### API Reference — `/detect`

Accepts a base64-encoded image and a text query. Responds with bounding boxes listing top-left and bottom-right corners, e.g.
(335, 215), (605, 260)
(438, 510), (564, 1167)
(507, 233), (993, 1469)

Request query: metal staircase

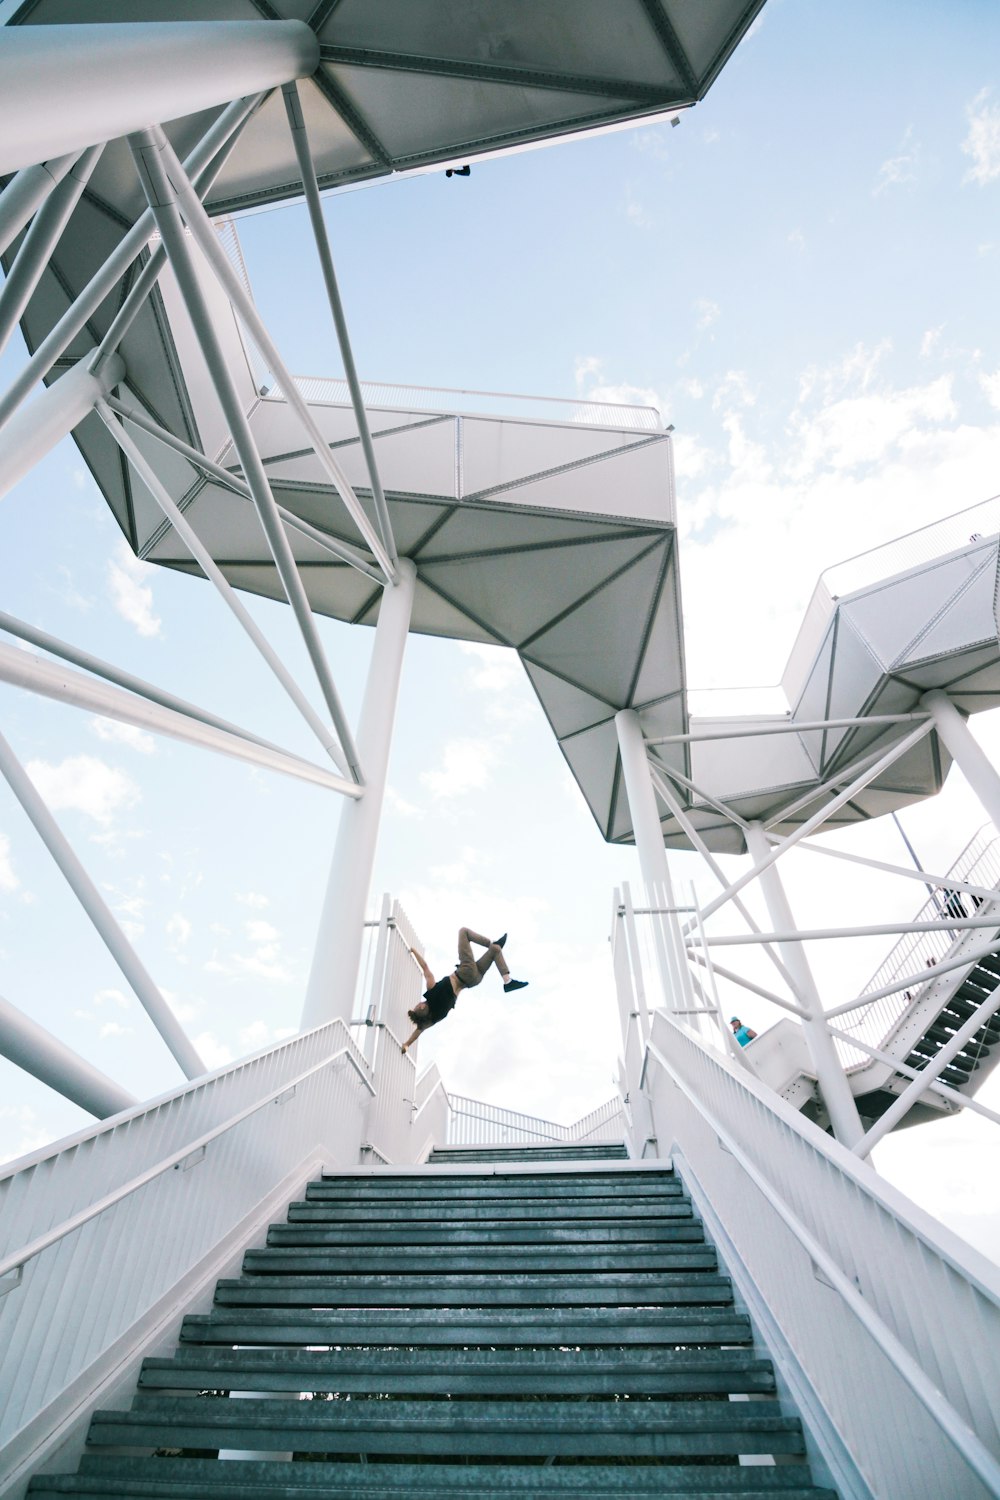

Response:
(29, 1143), (836, 1499)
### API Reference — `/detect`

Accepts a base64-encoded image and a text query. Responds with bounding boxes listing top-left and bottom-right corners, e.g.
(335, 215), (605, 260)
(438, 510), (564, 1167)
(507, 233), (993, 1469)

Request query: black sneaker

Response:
(495, 932), (508, 949)
(503, 979), (528, 993)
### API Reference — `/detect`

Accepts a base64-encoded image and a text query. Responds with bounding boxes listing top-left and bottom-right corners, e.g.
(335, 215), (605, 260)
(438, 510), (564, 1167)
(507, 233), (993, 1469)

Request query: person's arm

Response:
(409, 946), (435, 988)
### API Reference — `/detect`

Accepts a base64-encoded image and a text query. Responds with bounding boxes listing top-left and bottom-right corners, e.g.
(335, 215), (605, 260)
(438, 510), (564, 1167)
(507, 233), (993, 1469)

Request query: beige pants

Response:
(454, 927), (507, 989)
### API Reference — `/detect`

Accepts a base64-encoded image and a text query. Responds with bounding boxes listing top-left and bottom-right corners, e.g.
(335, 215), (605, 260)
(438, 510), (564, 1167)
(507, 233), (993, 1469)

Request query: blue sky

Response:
(2, 0), (1000, 1256)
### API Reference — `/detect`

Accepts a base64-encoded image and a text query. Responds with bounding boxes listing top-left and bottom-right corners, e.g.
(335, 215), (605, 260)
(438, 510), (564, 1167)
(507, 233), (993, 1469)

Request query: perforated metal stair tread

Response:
(30, 1149), (836, 1499)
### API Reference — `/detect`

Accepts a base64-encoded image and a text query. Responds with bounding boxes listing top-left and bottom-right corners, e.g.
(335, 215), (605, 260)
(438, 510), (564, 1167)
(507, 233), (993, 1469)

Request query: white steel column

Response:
(615, 708), (687, 1012)
(0, 21), (319, 174)
(0, 353), (124, 502)
(302, 560), (417, 1030)
(0, 730), (204, 1079)
(923, 688), (1000, 834)
(744, 821), (864, 1148)
(0, 991), (137, 1119)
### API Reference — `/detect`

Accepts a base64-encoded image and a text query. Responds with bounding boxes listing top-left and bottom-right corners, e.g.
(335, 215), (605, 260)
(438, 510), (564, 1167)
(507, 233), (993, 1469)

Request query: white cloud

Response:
(712, 370), (756, 412)
(787, 374), (956, 477)
(920, 326), (945, 359)
(421, 737), (499, 800)
(574, 355), (603, 389)
(459, 641), (523, 693)
(235, 891), (269, 909)
(99, 1020), (133, 1039)
(694, 299), (721, 331)
(0, 834), (18, 893)
(167, 913), (192, 945)
(624, 186), (648, 227)
(90, 718), (156, 755)
(26, 755), (140, 825)
(962, 89), (1000, 186)
(94, 988), (130, 1009)
(193, 1031), (234, 1069)
(980, 369), (1000, 411)
(107, 541), (162, 638)
(245, 919), (278, 944)
(873, 126), (920, 195)
(385, 786), (424, 820)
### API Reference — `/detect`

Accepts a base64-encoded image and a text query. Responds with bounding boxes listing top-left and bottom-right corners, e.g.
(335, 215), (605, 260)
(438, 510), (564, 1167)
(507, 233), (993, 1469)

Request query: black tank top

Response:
(423, 974), (457, 1020)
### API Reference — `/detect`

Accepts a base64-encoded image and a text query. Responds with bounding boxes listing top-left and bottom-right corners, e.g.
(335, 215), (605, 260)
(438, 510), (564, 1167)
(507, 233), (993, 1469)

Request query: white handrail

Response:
(644, 1038), (1000, 1496)
(0, 1042), (373, 1287)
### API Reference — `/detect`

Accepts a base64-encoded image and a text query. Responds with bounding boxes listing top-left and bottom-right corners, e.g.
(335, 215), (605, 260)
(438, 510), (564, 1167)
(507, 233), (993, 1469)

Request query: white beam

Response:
(695, 719), (935, 926)
(0, 637), (360, 796)
(302, 560), (417, 1030)
(281, 82), (397, 566)
(923, 688), (1000, 835)
(0, 151), (81, 257)
(128, 128), (363, 782)
(0, 21), (319, 174)
(0, 730), (204, 1079)
(688, 916), (1000, 945)
(745, 821), (864, 1149)
(790, 835), (1000, 906)
(0, 94), (262, 436)
(0, 145), (103, 361)
(97, 401), (351, 776)
(0, 354), (124, 503)
(152, 126), (396, 582)
(0, 991), (137, 1119)
(647, 713), (930, 746)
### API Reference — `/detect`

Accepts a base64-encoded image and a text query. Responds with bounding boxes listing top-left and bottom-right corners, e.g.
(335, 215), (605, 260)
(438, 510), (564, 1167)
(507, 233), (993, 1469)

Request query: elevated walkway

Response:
(31, 1143), (836, 1499)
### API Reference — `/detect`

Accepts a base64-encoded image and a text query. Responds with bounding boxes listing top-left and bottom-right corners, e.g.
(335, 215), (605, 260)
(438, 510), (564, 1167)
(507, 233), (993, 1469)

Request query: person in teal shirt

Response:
(730, 1016), (757, 1047)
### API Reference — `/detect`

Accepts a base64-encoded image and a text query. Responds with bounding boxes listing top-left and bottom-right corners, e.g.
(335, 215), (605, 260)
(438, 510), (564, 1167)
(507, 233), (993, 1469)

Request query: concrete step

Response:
(311, 1174), (679, 1199)
(211, 1271), (733, 1308)
(179, 1306), (752, 1346)
(244, 1246), (718, 1274)
(139, 1345), (777, 1397)
(266, 1221), (706, 1247)
(32, 1455), (837, 1497)
(90, 1396), (808, 1459)
(284, 1201), (694, 1223)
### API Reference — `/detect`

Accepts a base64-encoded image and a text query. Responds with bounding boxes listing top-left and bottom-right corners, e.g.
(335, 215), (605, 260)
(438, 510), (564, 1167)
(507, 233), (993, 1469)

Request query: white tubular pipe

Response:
(0, 21), (319, 175)
(281, 82), (397, 565)
(0, 353), (124, 503)
(923, 688), (1000, 835)
(302, 560), (416, 1030)
(97, 401), (349, 773)
(0, 729), (204, 1079)
(0, 991), (137, 1119)
(0, 144), (103, 360)
(153, 127), (396, 582)
(0, 151), (81, 257)
(0, 637), (360, 796)
(615, 708), (686, 1011)
(744, 821), (865, 1149)
(129, 129), (362, 782)
(0, 93), (262, 436)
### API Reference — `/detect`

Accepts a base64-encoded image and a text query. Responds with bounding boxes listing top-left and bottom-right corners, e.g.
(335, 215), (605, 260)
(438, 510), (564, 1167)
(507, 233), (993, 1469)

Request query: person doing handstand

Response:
(402, 927), (528, 1053)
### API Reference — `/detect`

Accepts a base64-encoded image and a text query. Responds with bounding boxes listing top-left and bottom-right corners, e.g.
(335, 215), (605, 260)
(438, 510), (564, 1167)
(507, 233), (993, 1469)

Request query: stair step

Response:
(266, 1221), (706, 1247)
(311, 1174), (678, 1199)
(139, 1345), (777, 1397)
(244, 1246), (718, 1273)
(32, 1455), (837, 1497)
(180, 1306), (752, 1347)
(211, 1271), (733, 1308)
(285, 1201), (692, 1223)
(90, 1397), (808, 1458)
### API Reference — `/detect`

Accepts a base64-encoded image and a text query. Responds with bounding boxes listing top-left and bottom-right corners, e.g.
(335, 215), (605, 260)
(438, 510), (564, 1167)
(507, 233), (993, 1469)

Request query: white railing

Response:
(445, 1093), (624, 1147)
(0, 1019), (373, 1493)
(268, 376), (662, 432)
(836, 829), (1000, 1070)
(641, 1012), (1000, 1500)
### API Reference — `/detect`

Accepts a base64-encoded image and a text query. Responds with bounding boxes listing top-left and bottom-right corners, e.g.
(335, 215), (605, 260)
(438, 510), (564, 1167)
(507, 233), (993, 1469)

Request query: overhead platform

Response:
(0, 0), (766, 207)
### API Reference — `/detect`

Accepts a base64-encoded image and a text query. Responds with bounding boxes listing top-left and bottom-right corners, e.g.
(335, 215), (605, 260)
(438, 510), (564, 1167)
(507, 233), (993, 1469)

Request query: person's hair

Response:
(407, 1004), (432, 1030)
